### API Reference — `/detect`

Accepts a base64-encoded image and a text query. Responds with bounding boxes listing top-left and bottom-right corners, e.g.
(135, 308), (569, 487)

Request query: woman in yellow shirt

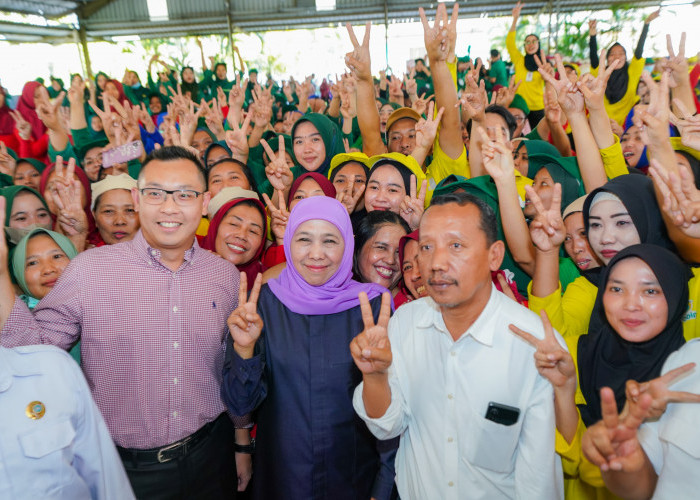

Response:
(513, 244), (689, 500)
(507, 1), (545, 127)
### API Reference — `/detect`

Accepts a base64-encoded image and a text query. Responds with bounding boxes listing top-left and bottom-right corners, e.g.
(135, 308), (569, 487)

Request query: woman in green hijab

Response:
(290, 113), (345, 178)
(10, 227), (80, 362)
(1, 186), (52, 245)
(13, 158), (46, 191)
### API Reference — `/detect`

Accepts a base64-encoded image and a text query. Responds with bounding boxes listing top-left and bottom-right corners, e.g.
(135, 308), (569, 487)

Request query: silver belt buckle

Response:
(156, 440), (183, 463)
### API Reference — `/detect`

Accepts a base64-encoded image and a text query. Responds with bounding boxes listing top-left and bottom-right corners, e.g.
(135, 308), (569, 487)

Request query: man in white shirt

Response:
(351, 191), (564, 499)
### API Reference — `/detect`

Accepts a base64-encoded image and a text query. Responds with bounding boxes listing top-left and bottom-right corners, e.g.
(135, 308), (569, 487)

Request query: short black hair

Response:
(207, 157), (258, 194)
(353, 210), (410, 280)
(214, 62), (227, 71)
(139, 146), (207, 189)
(485, 104), (517, 140)
(428, 192), (498, 246)
(490, 49), (500, 59)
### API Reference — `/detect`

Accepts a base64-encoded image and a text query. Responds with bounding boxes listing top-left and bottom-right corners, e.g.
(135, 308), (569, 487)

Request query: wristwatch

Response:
(234, 438), (255, 454)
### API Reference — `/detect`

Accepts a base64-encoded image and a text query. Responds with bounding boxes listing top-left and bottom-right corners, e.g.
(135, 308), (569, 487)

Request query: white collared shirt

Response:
(353, 286), (564, 500)
(639, 339), (700, 500)
(0, 345), (134, 499)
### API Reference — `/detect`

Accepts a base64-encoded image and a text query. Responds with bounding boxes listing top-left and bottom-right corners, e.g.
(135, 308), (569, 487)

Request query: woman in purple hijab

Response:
(223, 197), (397, 500)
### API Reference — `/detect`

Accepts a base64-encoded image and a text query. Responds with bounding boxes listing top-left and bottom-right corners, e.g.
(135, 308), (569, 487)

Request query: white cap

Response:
(207, 186), (260, 219)
(91, 174), (138, 211)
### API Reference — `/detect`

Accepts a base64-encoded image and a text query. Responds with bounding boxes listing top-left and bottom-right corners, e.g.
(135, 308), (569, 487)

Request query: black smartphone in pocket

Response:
(485, 402), (521, 426)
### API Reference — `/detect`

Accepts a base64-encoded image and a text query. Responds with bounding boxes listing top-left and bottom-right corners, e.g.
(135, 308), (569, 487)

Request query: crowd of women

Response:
(2, 0), (700, 498)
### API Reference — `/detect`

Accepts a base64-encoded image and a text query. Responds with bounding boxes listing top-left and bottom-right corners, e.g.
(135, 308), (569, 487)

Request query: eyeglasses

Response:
(139, 188), (203, 206)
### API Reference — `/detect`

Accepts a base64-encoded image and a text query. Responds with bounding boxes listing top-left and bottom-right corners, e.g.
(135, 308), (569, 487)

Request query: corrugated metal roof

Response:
(0, 0), (663, 41)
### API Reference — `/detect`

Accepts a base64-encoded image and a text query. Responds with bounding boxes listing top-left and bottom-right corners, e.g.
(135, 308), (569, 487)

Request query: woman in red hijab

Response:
(202, 196), (268, 285)
(13, 81), (50, 161)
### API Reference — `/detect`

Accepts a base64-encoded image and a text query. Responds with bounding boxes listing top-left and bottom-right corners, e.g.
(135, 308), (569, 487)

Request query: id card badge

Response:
(526, 71), (534, 82)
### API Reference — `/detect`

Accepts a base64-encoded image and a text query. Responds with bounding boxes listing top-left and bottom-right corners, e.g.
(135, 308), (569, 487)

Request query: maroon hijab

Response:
(287, 172), (336, 205)
(16, 81), (47, 140)
(202, 197), (267, 284)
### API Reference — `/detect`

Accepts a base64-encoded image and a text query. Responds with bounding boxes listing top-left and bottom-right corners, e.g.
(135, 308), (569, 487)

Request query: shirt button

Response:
(447, 394), (454, 400)
(448, 481), (454, 487)
(173, 342), (179, 349)
(173, 306), (178, 312)
(172, 411), (178, 417)
(173, 377), (178, 385)
(447, 437), (454, 443)
(450, 351), (456, 357)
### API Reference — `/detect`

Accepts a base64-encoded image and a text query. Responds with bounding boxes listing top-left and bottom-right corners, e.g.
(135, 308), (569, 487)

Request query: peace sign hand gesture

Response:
(350, 292), (393, 375)
(262, 190), (290, 245)
(625, 362), (700, 419)
(225, 112), (252, 159)
(578, 50), (621, 111)
(414, 101), (444, 149)
(48, 156), (89, 239)
(345, 22), (372, 82)
(400, 174), (427, 230)
(524, 182), (565, 252)
(510, 310), (574, 389)
(261, 136), (294, 191)
(10, 110), (32, 140)
(336, 182), (365, 215)
(581, 387), (652, 472)
(228, 272), (264, 359)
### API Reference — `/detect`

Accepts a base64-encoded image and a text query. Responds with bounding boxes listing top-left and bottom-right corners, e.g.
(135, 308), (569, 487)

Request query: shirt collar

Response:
(417, 285), (499, 346)
(0, 347), (42, 393)
(132, 229), (199, 266)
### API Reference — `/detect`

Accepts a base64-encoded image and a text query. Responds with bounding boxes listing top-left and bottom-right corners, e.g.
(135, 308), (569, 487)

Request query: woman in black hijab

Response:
(588, 10), (659, 125)
(577, 244), (689, 426)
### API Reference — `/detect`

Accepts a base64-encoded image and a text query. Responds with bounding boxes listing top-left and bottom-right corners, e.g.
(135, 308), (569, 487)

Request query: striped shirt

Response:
(1, 230), (240, 449)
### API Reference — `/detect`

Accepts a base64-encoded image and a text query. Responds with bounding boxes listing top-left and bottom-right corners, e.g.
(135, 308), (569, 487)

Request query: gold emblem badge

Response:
(26, 401), (45, 420)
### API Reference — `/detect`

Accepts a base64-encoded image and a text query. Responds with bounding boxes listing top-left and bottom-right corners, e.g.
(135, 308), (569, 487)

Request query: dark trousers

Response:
(121, 415), (237, 500)
(527, 108), (545, 129)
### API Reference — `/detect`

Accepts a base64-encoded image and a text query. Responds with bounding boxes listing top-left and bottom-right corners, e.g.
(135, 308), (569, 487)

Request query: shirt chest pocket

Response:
(461, 413), (521, 473)
(18, 418), (77, 493)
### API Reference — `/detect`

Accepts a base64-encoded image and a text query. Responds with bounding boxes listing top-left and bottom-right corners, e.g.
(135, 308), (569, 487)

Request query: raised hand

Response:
(261, 136), (294, 191)
(649, 159), (700, 238)
(477, 125), (515, 183)
(663, 33), (687, 90)
(510, 310), (574, 389)
(493, 77), (522, 108)
(626, 362), (700, 419)
(645, 8), (661, 24)
(67, 79), (86, 106)
(456, 75), (487, 122)
(669, 98), (700, 151)
(388, 76), (404, 102)
(345, 22), (372, 82)
(633, 72), (671, 145)
(10, 110), (32, 140)
(525, 183), (565, 251)
(336, 182), (365, 215)
(588, 19), (597, 36)
(227, 272), (264, 359)
(512, 1), (523, 21)
(47, 156), (88, 238)
(225, 112), (252, 160)
(206, 98), (226, 140)
(414, 101), (444, 149)
(578, 50), (621, 111)
(399, 174), (427, 230)
(581, 387), (652, 472)
(262, 190), (290, 244)
(0, 142), (16, 176)
(411, 93), (432, 117)
(420, 3), (458, 64)
(350, 292), (393, 374)
(538, 54), (584, 116)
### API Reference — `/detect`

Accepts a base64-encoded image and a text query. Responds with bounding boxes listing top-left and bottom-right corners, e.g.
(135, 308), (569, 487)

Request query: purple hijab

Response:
(268, 196), (388, 315)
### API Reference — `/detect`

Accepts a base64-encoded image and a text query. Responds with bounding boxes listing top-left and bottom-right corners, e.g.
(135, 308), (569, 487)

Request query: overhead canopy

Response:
(0, 0), (661, 42)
